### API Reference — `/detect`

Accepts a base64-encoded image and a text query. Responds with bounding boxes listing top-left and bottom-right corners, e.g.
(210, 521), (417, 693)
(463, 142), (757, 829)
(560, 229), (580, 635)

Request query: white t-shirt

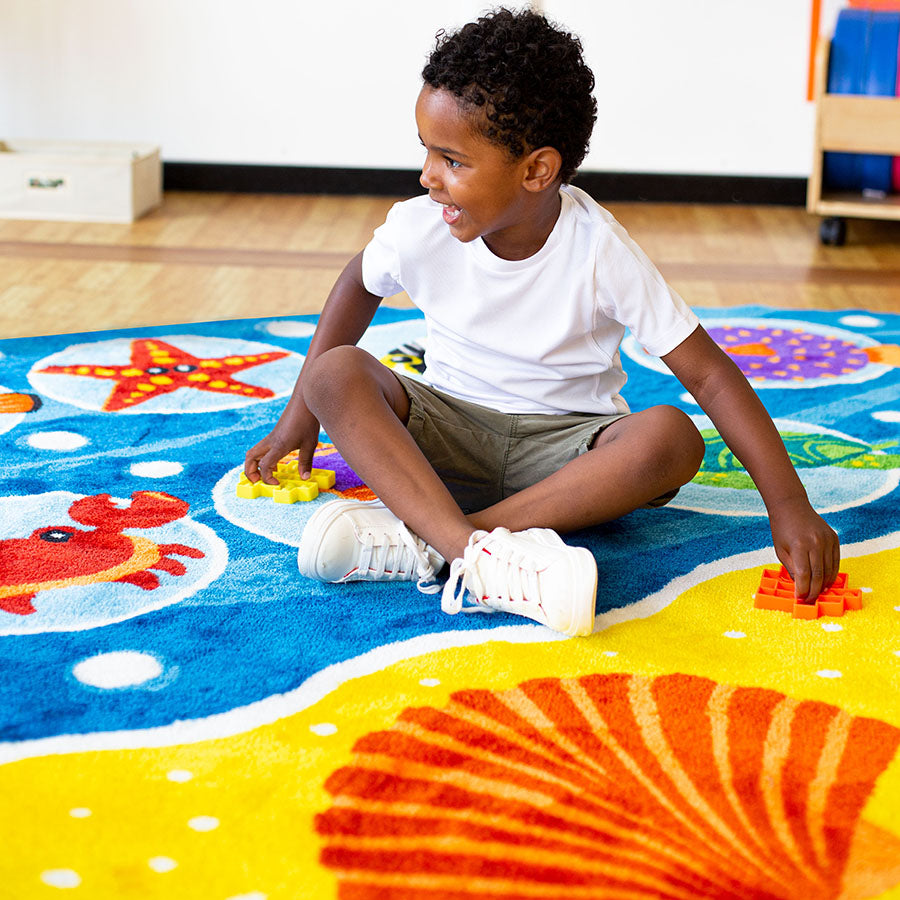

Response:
(362, 184), (699, 415)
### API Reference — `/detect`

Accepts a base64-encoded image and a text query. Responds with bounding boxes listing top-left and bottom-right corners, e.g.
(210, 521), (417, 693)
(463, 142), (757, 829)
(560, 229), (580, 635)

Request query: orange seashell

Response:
(316, 673), (900, 899)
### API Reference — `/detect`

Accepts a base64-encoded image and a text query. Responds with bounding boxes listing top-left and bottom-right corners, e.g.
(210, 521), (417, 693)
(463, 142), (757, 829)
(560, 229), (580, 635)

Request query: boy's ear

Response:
(522, 147), (563, 192)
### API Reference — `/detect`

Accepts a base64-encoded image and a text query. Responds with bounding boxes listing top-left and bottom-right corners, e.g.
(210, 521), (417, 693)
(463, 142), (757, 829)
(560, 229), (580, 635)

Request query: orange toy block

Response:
(753, 566), (863, 619)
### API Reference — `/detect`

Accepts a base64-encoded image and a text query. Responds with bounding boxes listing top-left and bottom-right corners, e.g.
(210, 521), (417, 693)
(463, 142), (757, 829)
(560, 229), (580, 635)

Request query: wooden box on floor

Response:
(0, 139), (161, 223)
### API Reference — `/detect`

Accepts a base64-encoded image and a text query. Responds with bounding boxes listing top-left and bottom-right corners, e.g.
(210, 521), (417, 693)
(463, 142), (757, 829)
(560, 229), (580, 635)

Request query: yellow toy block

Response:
(235, 465), (335, 504)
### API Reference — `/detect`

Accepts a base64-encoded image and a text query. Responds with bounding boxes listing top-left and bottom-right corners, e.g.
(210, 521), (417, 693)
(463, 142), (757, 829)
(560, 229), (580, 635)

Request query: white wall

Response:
(554, 1), (815, 176)
(0, 0), (816, 177)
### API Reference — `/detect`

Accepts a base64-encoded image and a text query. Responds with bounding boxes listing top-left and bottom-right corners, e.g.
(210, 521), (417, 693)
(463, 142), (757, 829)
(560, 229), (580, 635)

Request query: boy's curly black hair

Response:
(421, 7), (597, 184)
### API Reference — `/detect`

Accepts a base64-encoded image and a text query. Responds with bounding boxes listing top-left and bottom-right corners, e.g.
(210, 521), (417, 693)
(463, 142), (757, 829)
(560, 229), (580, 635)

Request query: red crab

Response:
(0, 491), (204, 615)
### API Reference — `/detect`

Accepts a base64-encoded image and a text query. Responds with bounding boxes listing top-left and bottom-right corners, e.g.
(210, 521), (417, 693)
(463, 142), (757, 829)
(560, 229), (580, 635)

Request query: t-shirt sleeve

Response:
(594, 223), (699, 358)
(361, 202), (405, 298)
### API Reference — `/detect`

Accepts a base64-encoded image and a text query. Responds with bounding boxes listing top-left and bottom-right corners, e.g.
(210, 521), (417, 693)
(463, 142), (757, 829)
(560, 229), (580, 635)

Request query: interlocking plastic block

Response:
(236, 464), (335, 504)
(753, 566), (863, 619)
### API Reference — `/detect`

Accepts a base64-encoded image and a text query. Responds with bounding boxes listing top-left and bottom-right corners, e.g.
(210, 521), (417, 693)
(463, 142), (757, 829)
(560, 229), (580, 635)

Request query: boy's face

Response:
(415, 86), (540, 258)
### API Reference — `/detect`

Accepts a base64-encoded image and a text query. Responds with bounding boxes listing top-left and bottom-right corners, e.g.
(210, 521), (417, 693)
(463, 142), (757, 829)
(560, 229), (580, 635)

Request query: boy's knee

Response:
(628, 405), (704, 484)
(658, 405), (705, 479)
(302, 345), (370, 410)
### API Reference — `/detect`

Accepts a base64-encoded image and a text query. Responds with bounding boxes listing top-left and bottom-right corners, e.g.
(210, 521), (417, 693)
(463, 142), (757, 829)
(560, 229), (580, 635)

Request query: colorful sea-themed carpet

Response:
(1, 305), (899, 900)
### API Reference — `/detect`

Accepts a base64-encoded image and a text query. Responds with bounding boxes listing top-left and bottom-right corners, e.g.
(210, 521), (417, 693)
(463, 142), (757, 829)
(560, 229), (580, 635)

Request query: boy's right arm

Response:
(243, 250), (383, 484)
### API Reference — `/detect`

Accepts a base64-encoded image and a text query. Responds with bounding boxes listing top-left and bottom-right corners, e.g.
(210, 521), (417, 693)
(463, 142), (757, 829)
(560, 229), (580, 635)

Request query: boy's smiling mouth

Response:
(429, 194), (462, 226)
(441, 203), (462, 225)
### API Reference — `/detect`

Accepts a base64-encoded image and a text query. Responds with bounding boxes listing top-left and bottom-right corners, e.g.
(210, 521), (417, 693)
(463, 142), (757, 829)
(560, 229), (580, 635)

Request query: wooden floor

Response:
(2, 191), (899, 339)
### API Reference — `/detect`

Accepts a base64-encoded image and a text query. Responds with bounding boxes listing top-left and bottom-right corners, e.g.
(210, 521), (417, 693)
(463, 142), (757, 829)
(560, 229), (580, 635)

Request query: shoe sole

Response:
(565, 547), (598, 637)
(297, 498), (380, 582)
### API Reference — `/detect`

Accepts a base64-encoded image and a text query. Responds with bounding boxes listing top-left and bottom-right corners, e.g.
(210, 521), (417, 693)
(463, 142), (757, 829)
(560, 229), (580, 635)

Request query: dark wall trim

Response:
(573, 171), (807, 206)
(163, 162), (807, 206)
(163, 163), (424, 197)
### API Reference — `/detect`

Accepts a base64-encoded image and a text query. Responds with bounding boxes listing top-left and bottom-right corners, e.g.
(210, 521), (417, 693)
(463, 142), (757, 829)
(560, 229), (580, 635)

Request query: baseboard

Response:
(163, 163), (423, 197)
(573, 172), (807, 205)
(163, 162), (807, 206)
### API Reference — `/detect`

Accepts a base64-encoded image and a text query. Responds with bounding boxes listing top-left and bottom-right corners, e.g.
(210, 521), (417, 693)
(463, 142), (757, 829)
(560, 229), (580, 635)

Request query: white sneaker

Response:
(297, 499), (444, 593)
(441, 527), (597, 637)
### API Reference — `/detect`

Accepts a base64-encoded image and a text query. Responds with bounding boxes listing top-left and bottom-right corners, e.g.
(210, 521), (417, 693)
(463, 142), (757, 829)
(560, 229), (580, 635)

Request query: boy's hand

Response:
(244, 409), (321, 486)
(768, 496), (840, 600)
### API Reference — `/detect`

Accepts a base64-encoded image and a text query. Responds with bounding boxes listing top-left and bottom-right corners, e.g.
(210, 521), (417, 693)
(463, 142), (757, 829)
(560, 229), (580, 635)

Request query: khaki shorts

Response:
(396, 373), (677, 515)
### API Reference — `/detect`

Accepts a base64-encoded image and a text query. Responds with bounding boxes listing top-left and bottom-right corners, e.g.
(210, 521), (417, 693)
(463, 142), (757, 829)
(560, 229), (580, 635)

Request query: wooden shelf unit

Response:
(807, 36), (900, 237)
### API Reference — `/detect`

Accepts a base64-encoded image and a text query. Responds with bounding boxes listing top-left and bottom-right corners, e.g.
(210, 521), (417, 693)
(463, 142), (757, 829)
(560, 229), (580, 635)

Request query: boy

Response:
(244, 7), (839, 636)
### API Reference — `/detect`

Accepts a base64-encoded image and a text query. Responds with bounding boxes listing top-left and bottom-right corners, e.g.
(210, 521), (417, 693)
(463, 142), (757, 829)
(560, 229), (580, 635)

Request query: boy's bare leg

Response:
(467, 406), (705, 535)
(302, 346), (476, 562)
(305, 346), (703, 558)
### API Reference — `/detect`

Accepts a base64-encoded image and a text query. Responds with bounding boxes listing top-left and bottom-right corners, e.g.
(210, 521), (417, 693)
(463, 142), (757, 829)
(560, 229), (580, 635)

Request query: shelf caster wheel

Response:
(819, 217), (847, 246)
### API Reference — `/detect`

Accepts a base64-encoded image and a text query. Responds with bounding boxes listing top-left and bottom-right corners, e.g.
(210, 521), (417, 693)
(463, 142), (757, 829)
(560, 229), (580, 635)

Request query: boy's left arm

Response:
(661, 325), (840, 600)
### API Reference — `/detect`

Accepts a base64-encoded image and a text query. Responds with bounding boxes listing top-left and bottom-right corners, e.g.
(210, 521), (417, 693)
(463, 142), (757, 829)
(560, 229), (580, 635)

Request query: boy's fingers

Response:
(828, 541), (841, 589)
(297, 450), (315, 481)
(792, 563), (811, 600)
(243, 450), (261, 483)
(262, 461), (282, 485)
(781, 545), (837, 601)
(256, 451), (282, 485)
(806, 554), (826, 601)
(780, 549), (811, 601)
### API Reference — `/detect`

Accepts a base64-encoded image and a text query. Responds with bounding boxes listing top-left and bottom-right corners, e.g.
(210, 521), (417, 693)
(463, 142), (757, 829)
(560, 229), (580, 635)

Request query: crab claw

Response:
(68, 491), (191, 531)
(0, 392), (41, 414)
(0, 592), (38, 616)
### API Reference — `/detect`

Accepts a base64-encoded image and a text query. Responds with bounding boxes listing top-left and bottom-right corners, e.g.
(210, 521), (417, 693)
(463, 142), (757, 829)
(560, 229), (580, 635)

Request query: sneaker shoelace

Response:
(441, 529), (541, 615)
(358, 525), (441, 594)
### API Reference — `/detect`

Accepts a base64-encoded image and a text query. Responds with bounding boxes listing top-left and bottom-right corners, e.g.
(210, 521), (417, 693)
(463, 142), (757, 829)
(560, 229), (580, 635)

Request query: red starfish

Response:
(39, 339), (290, 411)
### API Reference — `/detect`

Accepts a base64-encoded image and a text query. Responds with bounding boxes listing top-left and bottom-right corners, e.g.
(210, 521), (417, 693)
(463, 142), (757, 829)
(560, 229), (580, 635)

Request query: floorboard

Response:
(2, 192), (899, 339)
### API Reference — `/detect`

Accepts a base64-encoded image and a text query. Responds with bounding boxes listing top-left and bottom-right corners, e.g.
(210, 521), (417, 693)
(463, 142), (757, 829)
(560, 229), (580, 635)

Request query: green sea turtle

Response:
(695, 430), (900, 490)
